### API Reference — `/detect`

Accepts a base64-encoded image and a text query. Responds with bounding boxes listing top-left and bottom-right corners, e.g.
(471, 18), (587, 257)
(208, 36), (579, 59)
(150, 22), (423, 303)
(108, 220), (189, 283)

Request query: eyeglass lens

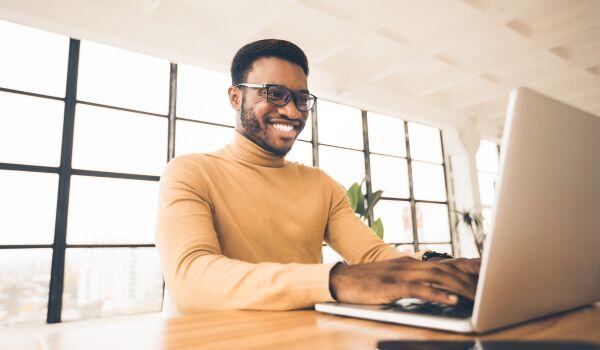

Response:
(267, 85), (315, 112)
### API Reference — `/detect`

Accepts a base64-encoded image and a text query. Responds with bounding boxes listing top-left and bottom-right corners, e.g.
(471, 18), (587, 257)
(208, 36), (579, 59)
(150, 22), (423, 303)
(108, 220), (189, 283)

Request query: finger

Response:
(399, 282), (459, 305)
(430, 262), (478, 287)
(401, 268), (476, 300)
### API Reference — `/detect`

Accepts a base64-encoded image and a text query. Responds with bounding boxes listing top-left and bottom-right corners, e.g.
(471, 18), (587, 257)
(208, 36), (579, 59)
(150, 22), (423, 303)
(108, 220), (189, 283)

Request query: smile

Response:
(271, 123), (294, 132)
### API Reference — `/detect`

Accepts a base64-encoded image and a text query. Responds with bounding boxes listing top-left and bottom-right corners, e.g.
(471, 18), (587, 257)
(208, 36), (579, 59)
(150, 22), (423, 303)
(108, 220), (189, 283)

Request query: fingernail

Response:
(448, 295), (458, 303)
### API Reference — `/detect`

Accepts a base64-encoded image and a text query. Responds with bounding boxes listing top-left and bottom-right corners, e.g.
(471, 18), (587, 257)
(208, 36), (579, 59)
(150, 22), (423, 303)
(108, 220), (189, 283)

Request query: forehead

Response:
(245, 57), (308, 91)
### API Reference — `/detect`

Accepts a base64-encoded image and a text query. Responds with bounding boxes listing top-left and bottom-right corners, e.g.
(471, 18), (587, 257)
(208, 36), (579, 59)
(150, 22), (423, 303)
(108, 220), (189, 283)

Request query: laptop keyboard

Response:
(380, 297), (474, 319)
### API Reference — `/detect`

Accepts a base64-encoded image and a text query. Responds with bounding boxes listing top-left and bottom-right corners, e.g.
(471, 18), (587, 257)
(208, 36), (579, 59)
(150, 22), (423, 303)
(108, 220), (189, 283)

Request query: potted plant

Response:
(453, 208), (486, 256)
(345, 178), (385, 239)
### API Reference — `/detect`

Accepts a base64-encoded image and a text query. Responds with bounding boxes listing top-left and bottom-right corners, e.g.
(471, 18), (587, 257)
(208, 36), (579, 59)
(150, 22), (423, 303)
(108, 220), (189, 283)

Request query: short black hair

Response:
(230, 39), (309, 86)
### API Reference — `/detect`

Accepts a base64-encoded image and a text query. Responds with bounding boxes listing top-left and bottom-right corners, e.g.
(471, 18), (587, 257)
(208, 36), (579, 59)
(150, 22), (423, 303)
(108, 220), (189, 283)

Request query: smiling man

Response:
(155, 39), (480, 313)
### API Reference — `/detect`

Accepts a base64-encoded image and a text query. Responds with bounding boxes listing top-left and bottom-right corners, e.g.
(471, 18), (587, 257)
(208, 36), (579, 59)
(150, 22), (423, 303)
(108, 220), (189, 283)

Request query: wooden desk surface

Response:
(3, 303), (599, 350)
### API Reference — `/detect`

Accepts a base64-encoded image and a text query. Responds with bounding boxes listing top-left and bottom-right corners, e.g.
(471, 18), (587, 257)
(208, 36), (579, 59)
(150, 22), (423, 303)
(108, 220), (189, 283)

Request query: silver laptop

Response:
(315, 87), (600, 333)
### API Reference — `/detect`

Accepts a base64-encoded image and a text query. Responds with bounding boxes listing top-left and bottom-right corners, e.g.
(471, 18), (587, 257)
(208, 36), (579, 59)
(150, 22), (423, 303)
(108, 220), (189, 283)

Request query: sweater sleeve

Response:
(323, 174), (428, 264)
(155, 156), (335, 313)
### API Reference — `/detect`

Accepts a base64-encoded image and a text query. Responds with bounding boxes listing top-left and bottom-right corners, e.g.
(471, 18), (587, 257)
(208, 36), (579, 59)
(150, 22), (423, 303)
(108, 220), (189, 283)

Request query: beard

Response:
(239, 96), (297, 157)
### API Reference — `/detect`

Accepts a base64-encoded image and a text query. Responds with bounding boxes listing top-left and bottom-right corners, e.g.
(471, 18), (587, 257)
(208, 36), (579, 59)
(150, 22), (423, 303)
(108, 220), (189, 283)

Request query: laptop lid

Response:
(472, 87), (600, 333)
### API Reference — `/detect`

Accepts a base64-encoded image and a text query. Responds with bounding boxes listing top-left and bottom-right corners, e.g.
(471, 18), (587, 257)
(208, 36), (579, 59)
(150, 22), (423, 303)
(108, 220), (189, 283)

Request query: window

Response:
(72, 104), (168, 176)
(0, 92), (64, 167)
(77, 41), (170, 114)
(317, 100), (363, 150)
(0, 20), (68, 97)
(175, 120), (233, 156)
(476, 140), (500, 231)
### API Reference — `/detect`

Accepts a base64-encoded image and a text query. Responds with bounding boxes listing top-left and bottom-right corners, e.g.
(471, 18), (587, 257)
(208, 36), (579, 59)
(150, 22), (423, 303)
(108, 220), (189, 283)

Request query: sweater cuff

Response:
(308, 263), (337, 303)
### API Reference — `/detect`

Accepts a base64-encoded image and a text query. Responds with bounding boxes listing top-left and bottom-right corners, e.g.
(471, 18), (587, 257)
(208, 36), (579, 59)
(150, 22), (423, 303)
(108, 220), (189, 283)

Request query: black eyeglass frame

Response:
(235, 83), (317, 112)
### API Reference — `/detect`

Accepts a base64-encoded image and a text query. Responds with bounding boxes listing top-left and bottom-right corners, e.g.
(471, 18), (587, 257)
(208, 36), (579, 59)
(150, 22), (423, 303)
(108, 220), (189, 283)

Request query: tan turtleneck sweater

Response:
(155, 132), (426, 313)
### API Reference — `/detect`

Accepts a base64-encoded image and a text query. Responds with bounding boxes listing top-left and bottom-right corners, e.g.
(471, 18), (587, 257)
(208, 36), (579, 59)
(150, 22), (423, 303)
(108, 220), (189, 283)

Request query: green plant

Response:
(453, 208), (485, 256)
(345, 178), (385, 239)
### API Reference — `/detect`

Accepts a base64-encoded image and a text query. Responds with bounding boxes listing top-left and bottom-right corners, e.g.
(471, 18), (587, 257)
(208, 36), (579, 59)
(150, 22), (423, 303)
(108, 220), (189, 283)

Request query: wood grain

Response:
(1, 302), (598, 350)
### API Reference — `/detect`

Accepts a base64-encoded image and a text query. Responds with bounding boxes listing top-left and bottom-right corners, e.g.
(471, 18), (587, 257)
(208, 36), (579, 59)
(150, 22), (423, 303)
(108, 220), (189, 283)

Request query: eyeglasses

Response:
(235, 83), (317, 112)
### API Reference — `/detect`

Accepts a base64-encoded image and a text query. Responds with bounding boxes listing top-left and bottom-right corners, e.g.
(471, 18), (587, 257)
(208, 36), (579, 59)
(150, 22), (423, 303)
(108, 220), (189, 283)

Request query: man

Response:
(155, 39), (480, 313)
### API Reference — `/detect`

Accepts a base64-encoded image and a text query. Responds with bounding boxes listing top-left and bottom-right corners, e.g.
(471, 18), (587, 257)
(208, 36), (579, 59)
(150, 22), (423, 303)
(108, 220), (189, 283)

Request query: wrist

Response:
(328, 261), (346, 301)
(422, 251), (454, 262)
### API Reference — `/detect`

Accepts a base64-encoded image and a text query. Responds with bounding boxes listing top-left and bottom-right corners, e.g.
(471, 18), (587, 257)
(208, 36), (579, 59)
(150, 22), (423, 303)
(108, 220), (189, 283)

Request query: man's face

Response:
(231, 57), (309, 156)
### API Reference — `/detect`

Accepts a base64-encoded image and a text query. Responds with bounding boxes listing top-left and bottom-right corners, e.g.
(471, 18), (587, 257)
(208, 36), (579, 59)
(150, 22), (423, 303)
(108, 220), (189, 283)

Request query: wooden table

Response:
(3, 303), (599, 350)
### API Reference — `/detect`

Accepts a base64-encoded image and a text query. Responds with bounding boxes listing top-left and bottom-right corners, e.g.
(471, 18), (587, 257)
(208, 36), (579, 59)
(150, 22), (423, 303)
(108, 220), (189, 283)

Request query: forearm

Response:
(163, 253), (336, 313)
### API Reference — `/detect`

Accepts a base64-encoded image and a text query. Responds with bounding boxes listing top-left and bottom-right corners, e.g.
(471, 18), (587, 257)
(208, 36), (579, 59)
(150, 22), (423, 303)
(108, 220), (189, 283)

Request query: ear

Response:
(228, 86), (241, 111)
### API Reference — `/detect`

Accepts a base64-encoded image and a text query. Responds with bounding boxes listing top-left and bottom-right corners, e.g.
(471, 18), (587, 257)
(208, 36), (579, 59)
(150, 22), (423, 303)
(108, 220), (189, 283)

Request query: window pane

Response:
(373, 200), (413, 244)
(0, 170), (58, 244)
(67, 176), (158, 244)
(0, 91), (64, 166)
(408, 122), (443, 163)
(476, 140), (499, 172)
(419, 244), (453, 255)
(395, 244), (415, 253)
(175, 120), (233, 156)
(482, 207), (493, 234)
(368, 112), (406, 157)
(416, 203), (451, 243)
(318, 145), (364, 190)
(0, 20), (68, 97)
(412, 161), (447, 201)
(298, 114), (312, 142)
(478, 172), (497, 206)
(176, 64), (234, 125)
(317, 100), (363, 149)
(77, 41), (170, 114)
(370, 154), (409, 198)
(286, 140), (312, 166)
(322, 245), (343, 264)
(0, 249), (52, 326)
(62, 248), (163, 321)
(72, 104), (168, 176)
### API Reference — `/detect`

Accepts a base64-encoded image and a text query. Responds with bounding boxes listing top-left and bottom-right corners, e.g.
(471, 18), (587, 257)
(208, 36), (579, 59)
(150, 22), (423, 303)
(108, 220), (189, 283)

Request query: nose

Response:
(277, 99), (304, 120)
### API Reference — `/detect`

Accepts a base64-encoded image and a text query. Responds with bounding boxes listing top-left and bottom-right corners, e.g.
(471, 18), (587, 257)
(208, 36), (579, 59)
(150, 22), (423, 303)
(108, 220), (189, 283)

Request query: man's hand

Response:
(329, 256), (481, 305)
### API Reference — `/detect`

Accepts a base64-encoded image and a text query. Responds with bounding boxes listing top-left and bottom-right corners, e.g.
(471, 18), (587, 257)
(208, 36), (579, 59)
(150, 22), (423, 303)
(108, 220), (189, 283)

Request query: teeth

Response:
(272, 123), (294, 132)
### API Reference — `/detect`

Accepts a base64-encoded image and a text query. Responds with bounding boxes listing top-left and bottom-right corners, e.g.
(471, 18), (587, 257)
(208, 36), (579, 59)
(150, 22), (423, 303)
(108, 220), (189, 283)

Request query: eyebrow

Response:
(266, 82), (310, 94)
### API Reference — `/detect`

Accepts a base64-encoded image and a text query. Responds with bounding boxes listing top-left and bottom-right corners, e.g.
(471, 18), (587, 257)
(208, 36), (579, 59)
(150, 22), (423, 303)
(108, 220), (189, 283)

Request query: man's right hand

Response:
(329, 256), (480, 305)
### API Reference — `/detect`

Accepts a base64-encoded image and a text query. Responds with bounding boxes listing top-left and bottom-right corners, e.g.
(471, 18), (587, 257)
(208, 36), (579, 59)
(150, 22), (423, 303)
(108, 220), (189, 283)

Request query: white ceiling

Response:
(1, 0), (599, 139)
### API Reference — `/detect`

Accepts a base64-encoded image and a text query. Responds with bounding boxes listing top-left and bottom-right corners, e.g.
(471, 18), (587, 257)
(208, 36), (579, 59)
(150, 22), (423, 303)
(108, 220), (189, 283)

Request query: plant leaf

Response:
(365, 190), (383, 217)
(371, 218), (384, 239)
(346, 183), (362, 213)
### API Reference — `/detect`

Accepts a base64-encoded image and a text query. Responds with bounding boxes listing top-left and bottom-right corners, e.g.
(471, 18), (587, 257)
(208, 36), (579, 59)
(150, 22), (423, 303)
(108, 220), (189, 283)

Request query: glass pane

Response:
(0, 249), (52, 326)
(77, 41), (170, 114)
(476, 140), (499, 173)
(412, 161), (447, 201)
(0, 91), (64, 166)
(317, 100), (363, 149)
(62, 248), (163, 321)
(176, 64), (234, 125)
(478, 172), (497, 206)
(298, 114), (312, 142)
(367, 112), (406, 157)
(0, 170), (58, 244)
(286, 140), (312, 166)
(318, 145), (364, 190)
(482, 207), (493, 234)
(175, 120), (233, 156)
(419, 244), (453, 255)
(72, 104), (168, 176)
(373, 199), (413, 244)
(322, 245), (343, 264)
(416, 203), (451, 243)
(369, 154), (409, 198)
(408, 122), (443, 163)
(0, 20), (69, 97)
(395, 244), (415, 254)
(67, 176), (158, 244)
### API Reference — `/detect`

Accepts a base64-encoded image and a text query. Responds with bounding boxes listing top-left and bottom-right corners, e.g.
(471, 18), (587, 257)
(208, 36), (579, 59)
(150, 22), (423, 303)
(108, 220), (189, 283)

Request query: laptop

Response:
(315, 87), (600, 333)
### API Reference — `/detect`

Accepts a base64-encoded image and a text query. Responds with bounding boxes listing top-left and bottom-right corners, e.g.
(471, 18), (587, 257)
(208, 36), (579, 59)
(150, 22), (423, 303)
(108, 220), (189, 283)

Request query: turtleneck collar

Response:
(229, 131), (286, 168)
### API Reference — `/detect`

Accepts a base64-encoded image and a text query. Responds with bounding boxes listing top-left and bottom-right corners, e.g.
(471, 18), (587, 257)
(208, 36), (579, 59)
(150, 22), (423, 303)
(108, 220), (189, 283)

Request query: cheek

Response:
(253, 103), (276, 124)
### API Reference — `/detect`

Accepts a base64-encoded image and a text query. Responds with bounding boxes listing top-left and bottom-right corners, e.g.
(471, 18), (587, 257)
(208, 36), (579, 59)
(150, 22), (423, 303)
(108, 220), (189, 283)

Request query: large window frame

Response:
(1, 37), (454, 324)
